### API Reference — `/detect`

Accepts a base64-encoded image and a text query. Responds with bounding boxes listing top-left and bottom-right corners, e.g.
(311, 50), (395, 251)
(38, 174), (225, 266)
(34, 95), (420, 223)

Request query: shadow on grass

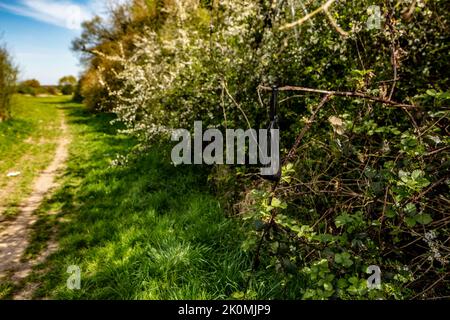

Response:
(26, 103), (254, 300)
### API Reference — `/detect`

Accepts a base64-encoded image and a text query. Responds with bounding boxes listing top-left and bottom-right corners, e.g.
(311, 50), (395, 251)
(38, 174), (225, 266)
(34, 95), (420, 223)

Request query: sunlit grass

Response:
(1, 99), (303, 300)
(0, 95), (68, 220)
(25, 103), (262, 299)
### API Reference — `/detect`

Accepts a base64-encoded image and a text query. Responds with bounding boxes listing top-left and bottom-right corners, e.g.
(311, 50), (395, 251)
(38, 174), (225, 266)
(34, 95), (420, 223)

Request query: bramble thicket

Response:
(71, 0), (449, 299)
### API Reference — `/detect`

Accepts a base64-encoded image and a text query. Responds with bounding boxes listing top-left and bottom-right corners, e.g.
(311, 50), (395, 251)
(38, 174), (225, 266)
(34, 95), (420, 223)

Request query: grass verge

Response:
(24, 102), (260, 299)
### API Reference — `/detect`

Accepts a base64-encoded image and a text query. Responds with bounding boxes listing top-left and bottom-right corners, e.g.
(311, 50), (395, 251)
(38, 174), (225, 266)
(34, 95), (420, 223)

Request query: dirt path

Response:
(0, 111), (69, 292)
(0, 146), (42, 223)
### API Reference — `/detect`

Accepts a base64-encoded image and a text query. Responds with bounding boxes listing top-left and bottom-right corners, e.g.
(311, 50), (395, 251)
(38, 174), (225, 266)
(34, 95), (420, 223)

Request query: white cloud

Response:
(0, 0), (129, 31)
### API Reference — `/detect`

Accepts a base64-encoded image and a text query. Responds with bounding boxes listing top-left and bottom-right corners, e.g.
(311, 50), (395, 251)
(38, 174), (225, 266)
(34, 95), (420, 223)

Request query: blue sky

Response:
(0, 0), (125, 85)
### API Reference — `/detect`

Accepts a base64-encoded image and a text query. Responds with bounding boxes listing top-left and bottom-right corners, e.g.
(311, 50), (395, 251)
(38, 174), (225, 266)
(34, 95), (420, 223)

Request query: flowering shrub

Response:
(74, 0), (449, 299)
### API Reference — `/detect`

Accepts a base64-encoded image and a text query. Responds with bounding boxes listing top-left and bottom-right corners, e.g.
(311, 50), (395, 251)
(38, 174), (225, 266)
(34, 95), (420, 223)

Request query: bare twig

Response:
(250, 94), (332, 273)
(279, 0), (336, 30)
(386, 11), (398, 100)
(413, 177), (448, 202)
(282, 0), (349, 38)
(412, 273), (448, 299)
(223, 80), (253, 131)
(402, 0), (417, 22)
(258, 85), (416, 108)
(284, 94), (332, 163)
(323, 8), (349, 37)
(425, 146), (450, 157)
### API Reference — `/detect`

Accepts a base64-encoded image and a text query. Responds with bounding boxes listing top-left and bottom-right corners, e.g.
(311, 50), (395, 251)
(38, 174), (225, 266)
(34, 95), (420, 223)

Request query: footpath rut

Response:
(0, 111), (69, 294)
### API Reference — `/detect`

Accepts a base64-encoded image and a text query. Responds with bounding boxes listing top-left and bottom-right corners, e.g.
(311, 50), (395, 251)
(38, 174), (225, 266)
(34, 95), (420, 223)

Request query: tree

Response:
(17, 79), (41, 96)
(71, 0), (159, 110)
(58, 75), (77, 87)
(22, 79), (40, 88)
(0, 43), (17, 121)
(59, 75), (77, 95)
(46, 86), (58, 95)
(72, 77), (84, 103)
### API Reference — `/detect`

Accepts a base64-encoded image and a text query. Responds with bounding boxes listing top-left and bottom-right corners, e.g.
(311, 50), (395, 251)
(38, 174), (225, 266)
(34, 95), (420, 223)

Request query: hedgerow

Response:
(74, 0), (449, 299)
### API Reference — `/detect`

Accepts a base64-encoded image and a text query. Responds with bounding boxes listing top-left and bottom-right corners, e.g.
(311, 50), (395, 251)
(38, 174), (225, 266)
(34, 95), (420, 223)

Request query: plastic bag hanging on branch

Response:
(261, 86), (281, 182)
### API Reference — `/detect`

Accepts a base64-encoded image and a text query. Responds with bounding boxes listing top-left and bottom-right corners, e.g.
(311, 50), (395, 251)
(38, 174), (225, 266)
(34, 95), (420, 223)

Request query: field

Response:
(0, 96), (292, 299)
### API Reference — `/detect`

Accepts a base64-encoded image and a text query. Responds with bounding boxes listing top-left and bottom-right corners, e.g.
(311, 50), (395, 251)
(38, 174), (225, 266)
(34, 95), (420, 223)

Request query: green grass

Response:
(1, 97), (295, 300)
(24, 101), (262, 299)
(0, 95), (67, 219)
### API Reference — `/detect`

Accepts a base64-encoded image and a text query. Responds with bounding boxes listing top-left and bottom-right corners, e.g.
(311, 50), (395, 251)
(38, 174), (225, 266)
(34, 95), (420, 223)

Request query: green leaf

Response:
(314, 233), (335, 243)
(323, 282), (333, 291)
(271, 197), (287, 209)
(385, 208), (396, 218)
(405, 216), (417, 227)
(231, 291), (245, 299)
(337, 278), (347, 289)
(411, 170), (423, 179)
(348, 276), (359, 285)
(335, 252), (353, 268)
(415, 213), (433, 225)
(405, 203), (417, 215)
(335, 213), (351, 228)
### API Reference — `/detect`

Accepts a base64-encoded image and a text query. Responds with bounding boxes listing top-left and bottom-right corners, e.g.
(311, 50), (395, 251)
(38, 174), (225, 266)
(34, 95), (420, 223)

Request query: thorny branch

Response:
(258, 85), (416, 108)
(279, 0), (350, 37)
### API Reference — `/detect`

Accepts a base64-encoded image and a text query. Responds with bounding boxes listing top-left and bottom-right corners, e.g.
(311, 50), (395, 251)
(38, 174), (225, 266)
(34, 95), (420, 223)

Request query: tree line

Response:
(0, 45), (78, 121)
